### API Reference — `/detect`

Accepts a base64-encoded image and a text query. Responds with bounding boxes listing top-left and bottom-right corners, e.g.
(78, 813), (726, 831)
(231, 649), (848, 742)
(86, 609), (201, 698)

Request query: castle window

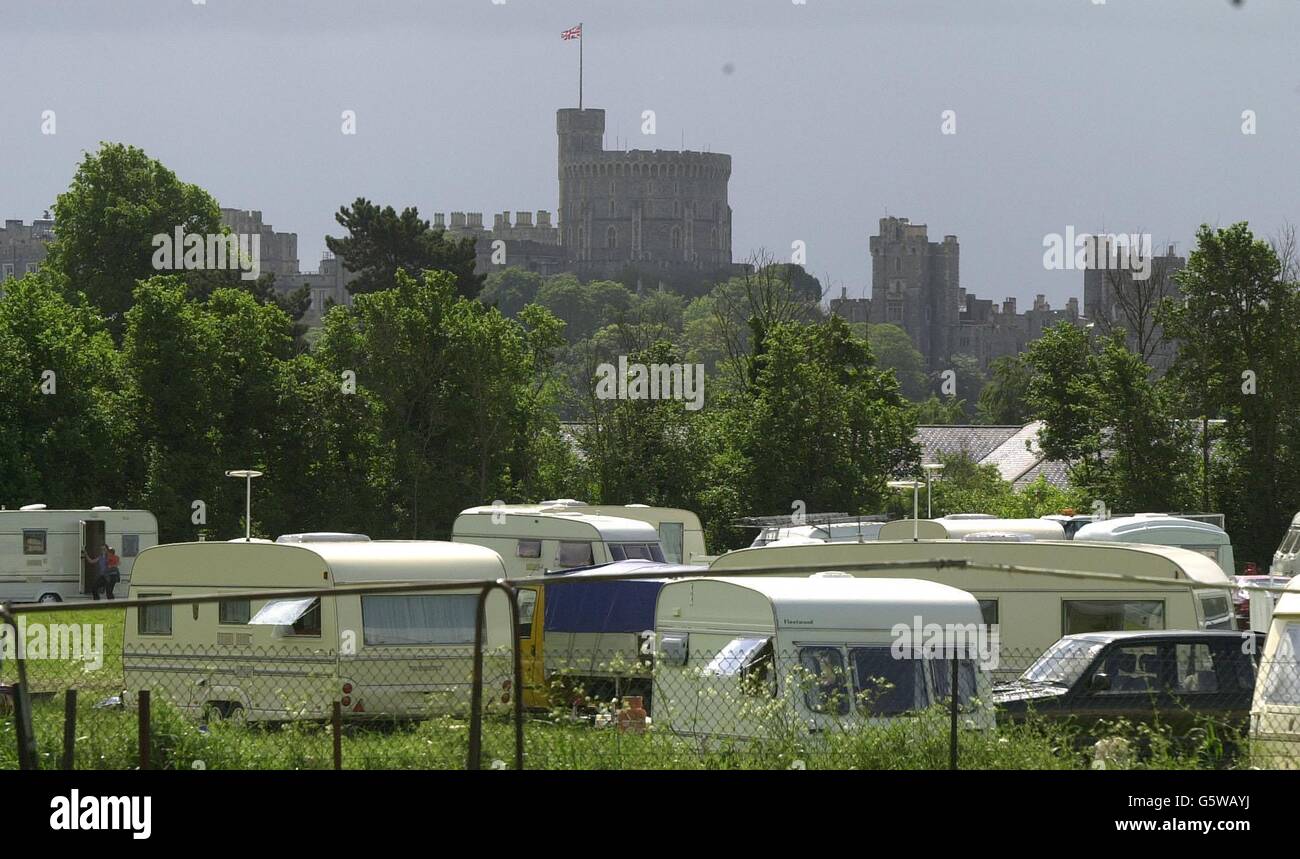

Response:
(609, 180), (615, 195)
(607, 226), (618, 249)
(711, 227), (718, 249)
(671, 226), (682, 250)
(893, 258), (901, 273)
(609, 200), (616, 216)
(674, 200), (681, 217)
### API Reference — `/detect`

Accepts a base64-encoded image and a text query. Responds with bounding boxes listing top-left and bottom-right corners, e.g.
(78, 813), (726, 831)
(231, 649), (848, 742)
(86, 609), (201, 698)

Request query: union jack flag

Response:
(561, 24), (582, 40)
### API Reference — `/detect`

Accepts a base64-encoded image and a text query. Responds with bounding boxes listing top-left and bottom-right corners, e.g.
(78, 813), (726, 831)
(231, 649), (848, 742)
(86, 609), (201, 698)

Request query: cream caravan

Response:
(0, 506), (158, 603)
(879, 517), (1066, 542)
(122, 539), (513, 722)
(652, 575), (994, 741)
(452, 507), (666, 577)
(1074, 515), (1236, 577)
(709, 540), (1234, 675)
(457, 501), (706, 564)
(1251, 575), (1300, 769)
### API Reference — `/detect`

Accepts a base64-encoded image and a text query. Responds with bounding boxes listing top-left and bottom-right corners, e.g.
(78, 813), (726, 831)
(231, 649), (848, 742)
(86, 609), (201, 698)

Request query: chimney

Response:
(537, 211), (552, 228)
(451, 212), (467, 229)
(494, 213), (507, 231)
(433, 213), (446, 229)
(516, 211), (533, 227)
(1003, 297), (1016, 316)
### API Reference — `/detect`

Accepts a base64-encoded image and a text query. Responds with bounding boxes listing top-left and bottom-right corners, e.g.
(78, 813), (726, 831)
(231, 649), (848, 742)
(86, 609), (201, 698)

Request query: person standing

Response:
(83, 546), (105, 600)
(104, 546), (121, 600)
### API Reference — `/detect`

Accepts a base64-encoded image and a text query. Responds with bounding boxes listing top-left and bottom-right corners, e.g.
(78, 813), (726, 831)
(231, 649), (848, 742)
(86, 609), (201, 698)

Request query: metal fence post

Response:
(138, 690), (151, 770)
(332, 701), (343, 770)
(949, 653), (959, 771)
(467, 585), (487, 770)
(0, 605), (38, 770)
(62, 689), (78, 770)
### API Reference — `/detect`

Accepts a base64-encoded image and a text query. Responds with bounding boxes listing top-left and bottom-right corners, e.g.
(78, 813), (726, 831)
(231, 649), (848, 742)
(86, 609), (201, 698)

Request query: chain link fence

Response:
(3, 586), (1299, 770)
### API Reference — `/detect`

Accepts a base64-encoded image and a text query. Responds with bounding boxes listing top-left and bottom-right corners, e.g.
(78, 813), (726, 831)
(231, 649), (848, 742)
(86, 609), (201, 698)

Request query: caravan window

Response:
(658, 523), (685, 563)
(1260, 625), (1300, 706)
(557, 541), (593, 568)
(798, 647), (850, 715)
(361, 595), (477, 645)
(609, 543), (666, 562)
(703, 637), (770, 676)
(138, 594), (172, 636)
(1198, 593), (1233, 630)
(122, 534), (140, 557)
(219, 599), (251, 625)
(978, 599), (999, 626)
(851, 647), (925, 715)
(931, 658), (979, 706)
(516, 539), (541, 559)
(22, 529), (46, 555)
(1062, 600), (1164, 635)
(249, 598), (321, 636)
(516, 588), (538, 639)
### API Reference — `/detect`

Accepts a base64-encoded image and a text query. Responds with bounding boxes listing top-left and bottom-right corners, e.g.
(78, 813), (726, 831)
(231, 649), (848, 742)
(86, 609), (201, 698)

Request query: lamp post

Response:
(225, 469), (263, 541)
(922, 463), (944, 518)
(1200, 417), (1226, 513)
(889, 479), (925, 542)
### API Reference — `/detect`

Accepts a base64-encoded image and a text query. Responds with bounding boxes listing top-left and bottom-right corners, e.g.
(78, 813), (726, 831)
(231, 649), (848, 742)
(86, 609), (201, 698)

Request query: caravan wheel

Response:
(37, 593), (62, 604)
(202, 702), (247, 726)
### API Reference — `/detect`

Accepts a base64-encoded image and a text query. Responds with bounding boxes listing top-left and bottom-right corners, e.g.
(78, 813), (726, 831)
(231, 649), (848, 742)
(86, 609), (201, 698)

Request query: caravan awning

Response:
(248, 597), (317, 626)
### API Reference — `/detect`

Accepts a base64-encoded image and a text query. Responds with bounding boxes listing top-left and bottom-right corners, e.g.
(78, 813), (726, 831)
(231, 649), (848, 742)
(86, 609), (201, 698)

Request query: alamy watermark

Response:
(595, 356), (705, 411)
(0, 619), (105, 671)
(891, 616), (1000, 671)
(1042, 228), (1152, 281)
(151, 227), (261, 281)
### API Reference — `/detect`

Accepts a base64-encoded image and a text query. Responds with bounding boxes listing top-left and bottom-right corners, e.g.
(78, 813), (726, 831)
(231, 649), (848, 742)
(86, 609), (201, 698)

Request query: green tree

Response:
(479, 266), (543, 317)
(44, 143), (222, 337)
(0, 273), (132, 507)
(860, 323), (927, 401)
(1162, 222), (1300, 564)
(325, 198), (484, 298)
(977, 355), (1033, 424)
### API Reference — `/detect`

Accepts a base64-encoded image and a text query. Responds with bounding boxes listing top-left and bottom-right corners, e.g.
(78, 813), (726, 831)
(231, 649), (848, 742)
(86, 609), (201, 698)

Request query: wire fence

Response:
(3, 582), (1299, 770)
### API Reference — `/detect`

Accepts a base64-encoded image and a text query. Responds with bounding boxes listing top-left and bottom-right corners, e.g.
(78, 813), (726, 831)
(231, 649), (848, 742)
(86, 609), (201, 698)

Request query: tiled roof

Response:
(915, 421), (1072, 490)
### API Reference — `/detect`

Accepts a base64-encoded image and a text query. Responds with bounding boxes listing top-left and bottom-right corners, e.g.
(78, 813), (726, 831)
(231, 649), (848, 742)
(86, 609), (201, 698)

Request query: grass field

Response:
(0, 605), (1267, 770)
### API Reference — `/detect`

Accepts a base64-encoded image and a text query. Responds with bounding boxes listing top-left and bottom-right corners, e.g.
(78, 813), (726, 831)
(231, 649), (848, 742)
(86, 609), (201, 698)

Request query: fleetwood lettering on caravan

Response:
(709, 539), (1234, 675)
(121, 537), (514, 722)
(0, 505), (157, 603)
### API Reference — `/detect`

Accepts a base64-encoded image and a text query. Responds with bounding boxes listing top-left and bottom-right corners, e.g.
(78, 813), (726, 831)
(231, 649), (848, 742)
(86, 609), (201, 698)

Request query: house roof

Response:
(915, 421), (1072, 490)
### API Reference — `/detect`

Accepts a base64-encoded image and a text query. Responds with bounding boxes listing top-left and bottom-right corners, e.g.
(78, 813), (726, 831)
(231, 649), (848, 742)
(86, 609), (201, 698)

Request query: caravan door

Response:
(516, 586), (547, 708)
(79, 519), (106, 596)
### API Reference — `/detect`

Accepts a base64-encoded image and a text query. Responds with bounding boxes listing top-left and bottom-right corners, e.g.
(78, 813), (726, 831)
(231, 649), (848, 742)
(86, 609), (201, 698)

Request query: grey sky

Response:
(3, 0), (1296, 309)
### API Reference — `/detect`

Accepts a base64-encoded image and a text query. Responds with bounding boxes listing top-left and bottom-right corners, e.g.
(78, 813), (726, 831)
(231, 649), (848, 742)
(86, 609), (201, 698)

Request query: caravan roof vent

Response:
(276, 532), (371, 543)
(810, 571), (854, 578)
(625, 503), (650, 508)
(227, 537), (275, 543)
(91, 506), (112, 511)
(19, 503), (47, 511)
(942, 513), (996, 520)
(540, 499), (585, 507)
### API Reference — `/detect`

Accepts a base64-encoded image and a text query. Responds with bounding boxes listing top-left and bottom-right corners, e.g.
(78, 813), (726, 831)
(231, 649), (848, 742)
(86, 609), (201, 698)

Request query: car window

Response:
(1094, 644), (1161, 694)
(1172, 643), (1218, 693)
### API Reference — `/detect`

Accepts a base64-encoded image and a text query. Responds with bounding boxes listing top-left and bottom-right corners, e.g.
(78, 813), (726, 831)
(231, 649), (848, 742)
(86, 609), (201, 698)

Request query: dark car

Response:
(994, 630), (1265, 740)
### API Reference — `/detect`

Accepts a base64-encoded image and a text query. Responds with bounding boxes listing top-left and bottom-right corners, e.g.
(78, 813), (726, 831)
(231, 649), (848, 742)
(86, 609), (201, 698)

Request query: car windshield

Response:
(1020, 638), (1105, 687)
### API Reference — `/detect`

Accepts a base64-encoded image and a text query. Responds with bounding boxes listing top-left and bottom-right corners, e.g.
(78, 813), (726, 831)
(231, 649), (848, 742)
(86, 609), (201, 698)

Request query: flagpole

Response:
(579, 23), (584, 110)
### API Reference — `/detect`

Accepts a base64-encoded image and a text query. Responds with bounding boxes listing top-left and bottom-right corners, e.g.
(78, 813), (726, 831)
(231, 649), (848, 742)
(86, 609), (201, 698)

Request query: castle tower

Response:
(556, 106), (733, 284)
(868, 216), (960, 370)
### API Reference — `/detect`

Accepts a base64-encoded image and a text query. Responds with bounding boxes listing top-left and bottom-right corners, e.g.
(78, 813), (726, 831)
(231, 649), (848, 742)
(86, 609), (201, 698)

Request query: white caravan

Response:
(879, 517), (1066, 542)
(457, 501), (706, 564)
(709, 540), (1234, 675)
(122, 539), (513, 722)
(0, 506), (158, 603)
(751, 521), (884, 547)
(452, 507), (666, 578)
(652, 575), (994, 741)
(1251, 575), (1300, 769)
(1074, 515), (1236, 576)
(1270, 513), (1300, 577)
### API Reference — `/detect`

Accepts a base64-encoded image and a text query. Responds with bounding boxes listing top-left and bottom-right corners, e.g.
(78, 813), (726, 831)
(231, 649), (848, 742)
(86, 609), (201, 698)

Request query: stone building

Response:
(833, 215), (1085, 372)
(1083, 241), (1185, 373)
(0, 216), (54, 284)
(218, 208), (300, 279)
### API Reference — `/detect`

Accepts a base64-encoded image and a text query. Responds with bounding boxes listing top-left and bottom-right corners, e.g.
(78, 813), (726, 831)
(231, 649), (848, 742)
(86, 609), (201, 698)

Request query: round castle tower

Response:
(556, 108), (732, 277)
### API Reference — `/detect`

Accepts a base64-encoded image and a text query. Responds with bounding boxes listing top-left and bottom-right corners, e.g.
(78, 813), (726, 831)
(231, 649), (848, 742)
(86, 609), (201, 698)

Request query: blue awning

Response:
(543, 578), (665, 634)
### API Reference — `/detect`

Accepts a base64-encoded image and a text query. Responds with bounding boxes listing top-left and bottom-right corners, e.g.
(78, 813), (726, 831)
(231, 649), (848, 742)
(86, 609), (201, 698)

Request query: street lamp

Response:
(888, 479), (925, 541)
(225, 469), (263, 542)
(922, 463), (944, 518)
(1200, 418), (1226, 513)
